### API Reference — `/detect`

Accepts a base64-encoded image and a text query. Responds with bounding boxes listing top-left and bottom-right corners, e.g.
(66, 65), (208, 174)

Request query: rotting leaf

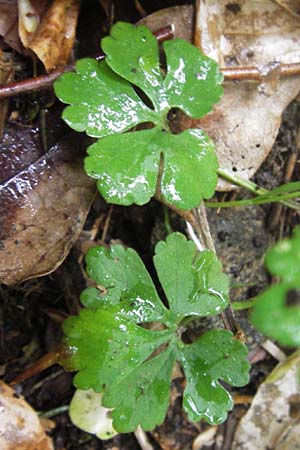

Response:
(18, 0), (79, 71)
(55, 21), (223, 210)
(0, 380), (54, 450)
(142, 3), (300, 191)
(0, 127), (95, 285)
(60, 232), (250, 432)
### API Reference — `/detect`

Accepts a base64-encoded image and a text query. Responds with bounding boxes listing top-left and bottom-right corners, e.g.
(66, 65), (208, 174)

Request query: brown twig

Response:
(0, 25), (174, 100)
(222, 62), (300, 82)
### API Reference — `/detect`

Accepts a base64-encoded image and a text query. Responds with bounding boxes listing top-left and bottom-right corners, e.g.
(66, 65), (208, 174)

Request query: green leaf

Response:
(103, 347), (176, 432)
(163, 39), (224, 118)
(81, 243), (168, 323)
(55, 22), (223, 209)
(61, 233), (248, 432)
(251, 229), (300, 346)
(154, 233), (229, 321)
(102, 22), (164, 111)
(54, 59), (157, 138)
(159, 129), (218, 209)
(63, 307), (173, 392)
(265, 228), (300, 283)
(85, 128), (161, 206)
(251, 284), (300, 347)
(178, 330), (250, 424)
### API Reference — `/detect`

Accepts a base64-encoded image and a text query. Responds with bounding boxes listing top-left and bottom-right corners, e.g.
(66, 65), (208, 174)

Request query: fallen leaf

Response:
(142, 3), (300, 191)
(232, 350), (300, 450)
(0, 1), (20, 51)
(18, 0), (79, 71)
(0, 380), (54, 449)
(0, 127), (95, 285)
(195, 0), (300, 190)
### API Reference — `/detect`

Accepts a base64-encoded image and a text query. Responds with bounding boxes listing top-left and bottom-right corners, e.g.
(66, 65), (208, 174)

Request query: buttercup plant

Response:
(54, 21), (223, 210)
(59, 233), (250, 432)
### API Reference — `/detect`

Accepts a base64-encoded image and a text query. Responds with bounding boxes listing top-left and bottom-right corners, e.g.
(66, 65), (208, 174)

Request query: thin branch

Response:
(222, 61), (300, 82)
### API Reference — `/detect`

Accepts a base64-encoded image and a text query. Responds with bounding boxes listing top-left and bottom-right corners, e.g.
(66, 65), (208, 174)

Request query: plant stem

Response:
(205, 191), (300, 208)
(163, 205), (173, 234)
(231, 298), (257, 310)
(217, 168), (300, 211)
(39, 405), (69, 418)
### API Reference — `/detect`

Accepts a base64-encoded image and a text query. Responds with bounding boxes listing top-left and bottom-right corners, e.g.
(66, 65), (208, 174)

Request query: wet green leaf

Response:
(54, 59), (156, 138)
(61, 233), (248, 432)
(81, 243), (168, 323)
(55, 22), (223, 210)
(154, 233), (229, 320)
(251, 229), (300, 346)
(178, 329), (250, 424)
(103, 347), (176, 432)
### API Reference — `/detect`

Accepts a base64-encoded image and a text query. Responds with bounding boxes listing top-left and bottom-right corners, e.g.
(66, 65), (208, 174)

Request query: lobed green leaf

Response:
(55, 22), (223, 209)
(178, 330), (250, 424)
(61, 233), (248, 432)
(154, 233), (229, 320)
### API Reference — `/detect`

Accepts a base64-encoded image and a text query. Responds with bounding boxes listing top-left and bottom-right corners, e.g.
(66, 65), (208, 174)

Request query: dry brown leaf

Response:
(0, 1), (20, 51)
(18, 0), (79, 71)
(0, 128), (95, 285)
(274, 0), (300, 17)
(143, 3), (300, 191)
(0, 380), (54, 449)
(195, 0), (300, 190)
(232, 350), (300, 450)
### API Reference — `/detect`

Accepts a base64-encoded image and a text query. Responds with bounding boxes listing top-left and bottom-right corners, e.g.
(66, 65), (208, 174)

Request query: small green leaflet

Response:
(61, 233), (250, 432)
(251, 229), (300, 346)
(54, 22), (223, 210)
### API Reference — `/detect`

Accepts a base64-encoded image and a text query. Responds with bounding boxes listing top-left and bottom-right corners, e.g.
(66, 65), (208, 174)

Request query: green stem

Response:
(231, 298), (257, 310)
(163, 205), (173, 234)
(205, 191), (300, 208)
(38, 405), (69, 418)
(217, 168), (300, 210)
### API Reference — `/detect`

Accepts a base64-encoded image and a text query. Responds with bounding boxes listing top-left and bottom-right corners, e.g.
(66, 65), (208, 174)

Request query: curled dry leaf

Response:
(142, 3), (300, 191)
(0, 126), (95, 285)
(232, 350), (300, 450)
(18, 0), (79, 71)
(0, 380), (54, 450)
